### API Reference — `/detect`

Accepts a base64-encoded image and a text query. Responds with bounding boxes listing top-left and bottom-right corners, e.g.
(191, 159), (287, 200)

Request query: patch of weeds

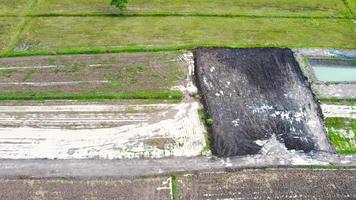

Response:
(198, 108), (212, 154)
(47, 57), (57, 65)
(22, 69), (36, 81)
(0, 69), (17, 78)
(109, 56), (118, 64)
(53, 66), (61, 74)
(206, 118), (214, 126)
(171, 173), (179, 200)
(319, 98), (356, 106)
(198, 108), (214, 127)
(108, 81), (122, 89)
(144, 138), (175, 150)
(0, 91), (184, 101)
(66, 63), (82, 73)
(325, 117), (356, 154)
(125, 65), (145, 74)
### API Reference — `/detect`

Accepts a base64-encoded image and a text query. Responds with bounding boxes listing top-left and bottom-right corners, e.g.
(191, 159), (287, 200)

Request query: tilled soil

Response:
(177, 169), (356, 200)
(194, 48), (332, 157)
(0, 177), (171, 200)
(0, 52), (186, 93)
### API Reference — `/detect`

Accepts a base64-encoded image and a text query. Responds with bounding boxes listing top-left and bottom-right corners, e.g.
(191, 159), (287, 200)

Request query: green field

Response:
(7, 17), (356, 54)
(0, 18), (22, 51)
(0, 0), (352, 17)
(0, 0), (355, 56)
(325, 117), (356, 154)
(32, 0), (352, 17)
(0, 0), (31, 15)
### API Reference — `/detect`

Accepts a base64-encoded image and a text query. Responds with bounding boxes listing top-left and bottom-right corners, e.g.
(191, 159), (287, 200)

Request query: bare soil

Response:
(0, 52), (186, 93)
(194, 47), (332, 157)
(0, 177), (171, 200)
(177, 169), (356, 200)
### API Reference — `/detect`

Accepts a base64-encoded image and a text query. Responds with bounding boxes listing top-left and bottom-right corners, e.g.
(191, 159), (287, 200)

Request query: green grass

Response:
(171, 173), (179, 200)
(0, 17), (24, 51)
(22, 69), (36, 81)
(0, 91), (183, 101)
(342, 0), (355, 17)
(0, 0), (32, 15)
(26, 0), (355, 18)
(198, 108), (212, 153)
(0, 69), (17, 78)
(7, 16), (354, 54)
(320, 98), (356, 106)
(325, 117), (356, 154)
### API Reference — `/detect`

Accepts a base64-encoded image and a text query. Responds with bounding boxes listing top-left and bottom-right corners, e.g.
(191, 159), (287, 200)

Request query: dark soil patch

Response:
(194, 47), (331, 157)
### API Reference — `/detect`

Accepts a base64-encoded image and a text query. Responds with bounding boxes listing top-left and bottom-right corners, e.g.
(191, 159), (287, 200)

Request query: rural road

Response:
(0, 152), (355, 179)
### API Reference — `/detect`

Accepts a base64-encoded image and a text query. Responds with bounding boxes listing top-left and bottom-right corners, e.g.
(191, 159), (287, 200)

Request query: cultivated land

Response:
(1, 169), (355, 200)
(12, 17), (355, 52)
(0, 176), (172, 200)
(0, 52), (185, 99)
(0, 0), (356, 198)
(0, 0), (355, 57)
(177, 169), (356, 199)
(0, 0), (353, 17)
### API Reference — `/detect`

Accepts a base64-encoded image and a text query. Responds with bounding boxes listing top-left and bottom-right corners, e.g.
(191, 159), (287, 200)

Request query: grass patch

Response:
(341, 0), (355, 17)
(0, 69), (17, 78)
(22, 68), (36, 81)
(325, 117), (356, 154)
(0, 91), (183, 101)
(0, 18), (24, 52)
(6, 16), (354, 55)
(144, 138), (175, 150)
(319, 98), (356, 106)
(27, 0), (353, 18)
(198, 108), (213, 153)
(0, 0), (32, 15)
(171, 173), (179, 200)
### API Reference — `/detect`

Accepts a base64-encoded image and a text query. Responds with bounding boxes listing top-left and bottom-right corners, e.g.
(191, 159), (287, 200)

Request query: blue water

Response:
(313, 65), (356, 82)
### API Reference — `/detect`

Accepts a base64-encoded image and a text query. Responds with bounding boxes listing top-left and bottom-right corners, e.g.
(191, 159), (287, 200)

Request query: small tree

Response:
(111, 0), (128, 11)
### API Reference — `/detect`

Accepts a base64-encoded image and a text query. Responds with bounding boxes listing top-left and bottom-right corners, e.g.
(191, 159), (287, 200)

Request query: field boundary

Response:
(320, 98), (356, 105)
(0, 13), (355, 19)
(0, 91), (183, 101)
(2, 43), (356, 58)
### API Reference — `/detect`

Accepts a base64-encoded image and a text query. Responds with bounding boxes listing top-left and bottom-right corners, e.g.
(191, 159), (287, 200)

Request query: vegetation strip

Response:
(2, 42), (355, 59)
(325, 117), (356, 154)
(0, 91), (183, 101)
(341, 0), (355, 17)
(171, 173), (178, 200)
(0, 13), (354, 19)
(320, 98), (356, 106)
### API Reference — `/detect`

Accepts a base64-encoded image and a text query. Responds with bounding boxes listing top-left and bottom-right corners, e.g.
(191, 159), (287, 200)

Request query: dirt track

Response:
(194, 48), (331, 157)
